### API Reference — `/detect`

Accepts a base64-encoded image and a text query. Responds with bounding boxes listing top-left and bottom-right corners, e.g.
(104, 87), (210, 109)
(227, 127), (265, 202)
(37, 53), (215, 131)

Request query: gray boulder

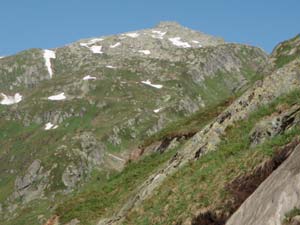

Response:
(226, 144), (300, 225)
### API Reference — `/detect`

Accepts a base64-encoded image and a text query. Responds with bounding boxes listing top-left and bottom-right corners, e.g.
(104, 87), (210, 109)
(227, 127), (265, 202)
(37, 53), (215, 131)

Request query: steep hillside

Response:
(0, 22), (282, 225)
(49, 35), (300, 225)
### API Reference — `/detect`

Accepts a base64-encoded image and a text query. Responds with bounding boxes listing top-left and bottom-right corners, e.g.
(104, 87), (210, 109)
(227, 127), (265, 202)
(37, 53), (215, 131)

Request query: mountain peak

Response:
(155, 21), (183, 29)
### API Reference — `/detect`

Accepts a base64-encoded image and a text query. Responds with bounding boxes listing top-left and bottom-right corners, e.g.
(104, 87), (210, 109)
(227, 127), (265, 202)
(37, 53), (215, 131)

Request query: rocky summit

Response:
(0, 22), (299, 225)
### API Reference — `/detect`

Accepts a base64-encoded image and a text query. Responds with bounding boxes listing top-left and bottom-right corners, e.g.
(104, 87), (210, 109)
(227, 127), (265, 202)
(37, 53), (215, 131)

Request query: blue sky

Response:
(0, 0), (299, 55)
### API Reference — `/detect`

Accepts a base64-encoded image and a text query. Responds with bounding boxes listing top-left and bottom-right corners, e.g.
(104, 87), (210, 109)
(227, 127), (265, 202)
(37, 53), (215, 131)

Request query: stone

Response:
(250, 105), (300, 146)
(62, 164), (84, 188)
(291, 215), (300, 225)
(13, 159), (49, 203)
(226, 144), (300, 225)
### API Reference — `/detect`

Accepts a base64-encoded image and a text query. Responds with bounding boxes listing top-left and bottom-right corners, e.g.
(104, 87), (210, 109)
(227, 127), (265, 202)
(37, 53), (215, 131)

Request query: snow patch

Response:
(151, 30), (166, 39)
(169, 37), (191, 48)
(153, 108), (163, 113)
(83, 75), (97, 81)
(141, 80), (163, 89)
(138, 50), (151, 55)
(0, 93), (22, 105)
(43, 50), (56, 78)
(90, 46), (103, 54)
(192, 40), (202, 47)
(80, 38), (103, 47)
(110, 42), (121, 48)
(0, 56), (4, 59)
(106, 65), (117, 69)
(48, 92), (66, 101)
(44, 122), (58, 130)
(124, 33), (140, 38)
(80, 39), (104, 54)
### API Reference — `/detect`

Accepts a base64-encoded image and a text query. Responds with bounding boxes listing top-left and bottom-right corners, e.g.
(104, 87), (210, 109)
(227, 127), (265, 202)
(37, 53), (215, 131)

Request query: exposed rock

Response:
(65, 218), (80, 225)
(62, 163), (84, 189)
(146, 114), (170, 136)
(250, 105), (300, 146)
(290, 215), (300, 225)
(13, 159), (49, 203)
(178, 96), (200, 115)
(108, 126), (122, 145)
(79, 132), (105, 168)
(43, 215), (59, 225)
(226, 144), (300, 225)
(62, 132), (107, 188)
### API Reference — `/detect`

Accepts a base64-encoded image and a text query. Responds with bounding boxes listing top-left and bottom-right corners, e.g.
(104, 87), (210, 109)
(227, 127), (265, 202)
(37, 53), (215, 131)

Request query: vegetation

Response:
(55, 146), (181, 225)
(52, 85), (300, 225)
(273, 34), (300, 68)
(283, 207), (300, 224)
(122, 89), (300, 225)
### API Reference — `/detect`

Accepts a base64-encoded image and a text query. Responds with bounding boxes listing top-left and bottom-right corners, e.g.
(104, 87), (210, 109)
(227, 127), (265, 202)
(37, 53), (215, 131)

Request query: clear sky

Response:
(0, 0), (299, 56)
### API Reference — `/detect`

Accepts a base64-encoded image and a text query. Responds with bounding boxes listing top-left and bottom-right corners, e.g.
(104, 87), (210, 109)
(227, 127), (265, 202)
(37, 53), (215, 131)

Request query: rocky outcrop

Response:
(286, 215), (300, 225)
(0, 49), (50, 91)
(250, 104), (300, 146)
(226, 144), (300, 225)
(12, 160), (50, 203)
(62, 132), (107, 189)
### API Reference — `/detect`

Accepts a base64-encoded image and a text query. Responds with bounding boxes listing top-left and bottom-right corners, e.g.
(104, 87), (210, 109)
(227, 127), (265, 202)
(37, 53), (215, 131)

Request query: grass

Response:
(2, 200), (52, 225)
(283, 207), (300, 224)
(55, 146), (182, 225)
(0, 43), (269, 225)
(123, 89), (300, 225)
(274, 34), (300, 68)
(141, 97), (235, 147)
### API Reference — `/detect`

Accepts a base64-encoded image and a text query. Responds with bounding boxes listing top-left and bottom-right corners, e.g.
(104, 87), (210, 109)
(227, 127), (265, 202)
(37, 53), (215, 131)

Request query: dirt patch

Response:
(191, 211), (227, 225)
(43, 215), (59, 225)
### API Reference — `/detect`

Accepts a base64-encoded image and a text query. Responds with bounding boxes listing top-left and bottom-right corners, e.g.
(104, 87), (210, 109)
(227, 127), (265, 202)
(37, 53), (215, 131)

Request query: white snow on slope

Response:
(44, 122), (58, 130)
(80, 38), (104, 47)
(43, 50), (56, 78)
(169, 37), (191, 48)
(141, 80), (163, 89)
(48, 92), (66, 101)
(110, 42), (121, 48)
(80, 39), (104, 54)
(0, 56), (4, 59)
(138, 50), (151, 55)
(153, 108), (163, 113)
(90, 45), (103, 54)
(124, 33), (140, 38)
(106, 65), (117, 69)
(151, 30), (166, 39)
(0, 93), (22, 105)
(192, 40), (203, 47)
(83, 75), (97, 80)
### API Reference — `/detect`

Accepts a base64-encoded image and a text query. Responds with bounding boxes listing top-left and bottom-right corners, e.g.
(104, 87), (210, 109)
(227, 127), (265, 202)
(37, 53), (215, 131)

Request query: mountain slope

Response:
(53, 35), (300, 225)
(0, 22), (274, 225)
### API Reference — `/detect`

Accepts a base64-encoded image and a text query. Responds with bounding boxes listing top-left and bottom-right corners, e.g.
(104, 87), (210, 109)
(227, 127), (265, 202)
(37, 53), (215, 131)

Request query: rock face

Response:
(226, 144), (300, 225)
(12, 160), (49, 203)
(250, 105), (300, 146)
(288, 216), (300, 225)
